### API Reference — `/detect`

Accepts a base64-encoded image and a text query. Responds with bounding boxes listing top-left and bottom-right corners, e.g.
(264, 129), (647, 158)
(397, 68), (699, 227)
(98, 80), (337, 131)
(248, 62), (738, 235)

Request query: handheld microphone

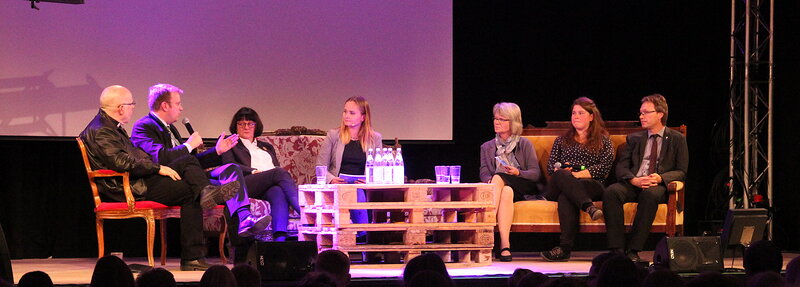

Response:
(182, 118), (195, 134)
(554, 162), (562, 169)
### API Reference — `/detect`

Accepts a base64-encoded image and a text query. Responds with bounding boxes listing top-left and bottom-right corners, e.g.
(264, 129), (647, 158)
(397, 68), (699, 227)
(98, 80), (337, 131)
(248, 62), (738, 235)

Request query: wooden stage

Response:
(9, 251), (799, 286)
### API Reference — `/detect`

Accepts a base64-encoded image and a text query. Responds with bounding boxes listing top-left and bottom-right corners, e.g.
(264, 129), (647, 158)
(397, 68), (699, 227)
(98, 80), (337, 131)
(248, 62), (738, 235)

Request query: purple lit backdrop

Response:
(0, 1), (452, 140)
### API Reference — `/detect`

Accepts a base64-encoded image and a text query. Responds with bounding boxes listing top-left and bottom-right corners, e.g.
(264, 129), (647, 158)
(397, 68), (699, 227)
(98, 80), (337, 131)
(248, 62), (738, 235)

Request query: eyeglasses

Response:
(493, 118), (510, 122)
(638, 110), (658, 116)
(237, 122), (256, 128)
(120, 102), (136, 107)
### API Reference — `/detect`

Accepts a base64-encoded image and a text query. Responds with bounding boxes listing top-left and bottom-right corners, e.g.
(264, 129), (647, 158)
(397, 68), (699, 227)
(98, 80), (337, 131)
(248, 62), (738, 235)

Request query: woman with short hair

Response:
(479, 102), (542, 262)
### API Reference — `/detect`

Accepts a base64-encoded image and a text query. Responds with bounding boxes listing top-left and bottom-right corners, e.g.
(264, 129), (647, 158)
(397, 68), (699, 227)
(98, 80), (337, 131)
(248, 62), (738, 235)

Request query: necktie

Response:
(166, 127), (180, 148)
(647, 134), (659, 174)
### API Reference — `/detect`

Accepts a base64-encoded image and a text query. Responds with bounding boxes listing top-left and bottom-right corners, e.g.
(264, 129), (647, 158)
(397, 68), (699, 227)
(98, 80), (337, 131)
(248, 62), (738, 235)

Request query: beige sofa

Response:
(510, 121), (685, 237)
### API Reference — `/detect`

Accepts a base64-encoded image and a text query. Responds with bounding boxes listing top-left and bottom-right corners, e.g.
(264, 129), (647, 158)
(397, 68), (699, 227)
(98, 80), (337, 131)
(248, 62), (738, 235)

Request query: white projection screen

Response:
(0, 1), (452, 140)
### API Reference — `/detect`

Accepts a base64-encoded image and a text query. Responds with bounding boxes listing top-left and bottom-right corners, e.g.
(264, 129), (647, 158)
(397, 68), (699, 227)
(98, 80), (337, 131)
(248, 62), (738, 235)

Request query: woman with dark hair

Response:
(540, 97), (613, 262)
(222, 107), (301, 242)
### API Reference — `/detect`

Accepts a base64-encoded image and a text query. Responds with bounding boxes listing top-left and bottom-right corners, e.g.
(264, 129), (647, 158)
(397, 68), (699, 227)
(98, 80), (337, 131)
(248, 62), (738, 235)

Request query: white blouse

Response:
(242, 139), (275, 172)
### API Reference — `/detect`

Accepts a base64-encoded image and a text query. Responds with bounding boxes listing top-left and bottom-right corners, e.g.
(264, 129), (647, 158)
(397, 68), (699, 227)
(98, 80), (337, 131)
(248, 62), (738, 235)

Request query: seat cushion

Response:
(95, 201), (169, 211)
(512, 200), (682, 227)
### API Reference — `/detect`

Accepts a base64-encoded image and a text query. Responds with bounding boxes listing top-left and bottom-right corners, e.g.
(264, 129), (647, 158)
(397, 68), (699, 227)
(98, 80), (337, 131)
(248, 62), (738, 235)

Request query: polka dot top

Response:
(546, 135), (614, 183)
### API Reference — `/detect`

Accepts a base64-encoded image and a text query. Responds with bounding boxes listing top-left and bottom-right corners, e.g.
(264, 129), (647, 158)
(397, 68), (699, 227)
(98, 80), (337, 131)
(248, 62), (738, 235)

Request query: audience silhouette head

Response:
(314, 250), (351, 287)
(198, 265), (237, 287)
(89, 255), (134, 287)
(135, 267), (176, 287)
(17, 271), (53, 287)
(402, 253), (450, 285)
(743, 240), (783, 276)
(231, 264), (261, 287)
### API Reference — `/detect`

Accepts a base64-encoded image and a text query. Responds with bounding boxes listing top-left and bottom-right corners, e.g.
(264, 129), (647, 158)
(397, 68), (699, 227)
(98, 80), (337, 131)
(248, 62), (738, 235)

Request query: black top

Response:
(546, 135), (614, 184)
(339, 140), (366, 175)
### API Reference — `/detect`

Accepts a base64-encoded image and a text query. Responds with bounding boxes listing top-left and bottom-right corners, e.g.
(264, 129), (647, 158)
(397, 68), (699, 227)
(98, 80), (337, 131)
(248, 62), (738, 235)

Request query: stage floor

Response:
(9, 251), (798, 285)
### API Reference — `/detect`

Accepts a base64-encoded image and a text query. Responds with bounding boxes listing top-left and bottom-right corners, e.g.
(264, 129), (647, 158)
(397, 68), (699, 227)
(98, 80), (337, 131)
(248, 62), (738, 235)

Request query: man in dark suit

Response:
(80, 85), (240, 271)
(602, 94), (689, 262)
(130, 84), (270, 255)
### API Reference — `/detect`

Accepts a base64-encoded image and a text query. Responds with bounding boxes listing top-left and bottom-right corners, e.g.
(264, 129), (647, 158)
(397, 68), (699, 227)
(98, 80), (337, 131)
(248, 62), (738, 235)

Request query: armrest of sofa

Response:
(665, 181), (685, 236)
(667, 181), (684, 213)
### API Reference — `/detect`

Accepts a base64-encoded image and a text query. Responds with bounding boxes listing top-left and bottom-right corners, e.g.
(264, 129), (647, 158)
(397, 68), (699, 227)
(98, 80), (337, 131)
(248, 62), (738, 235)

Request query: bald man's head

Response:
(99, 85), (136, 124)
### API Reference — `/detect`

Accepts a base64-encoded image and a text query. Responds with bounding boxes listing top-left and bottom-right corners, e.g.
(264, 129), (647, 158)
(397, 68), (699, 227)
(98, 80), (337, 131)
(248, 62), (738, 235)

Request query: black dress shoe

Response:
(200, 181), (240, 210)
(180, 258), (213, 271)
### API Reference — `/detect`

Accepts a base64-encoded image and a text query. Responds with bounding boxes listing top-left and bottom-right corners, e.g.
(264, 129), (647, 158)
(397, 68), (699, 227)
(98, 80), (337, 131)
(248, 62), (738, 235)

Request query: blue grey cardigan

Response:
(479, 136), (541, 183)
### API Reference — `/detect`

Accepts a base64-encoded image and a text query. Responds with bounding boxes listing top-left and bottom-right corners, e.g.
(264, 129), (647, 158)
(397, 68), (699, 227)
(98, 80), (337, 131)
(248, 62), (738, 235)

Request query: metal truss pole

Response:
(728, 0), (774, 238)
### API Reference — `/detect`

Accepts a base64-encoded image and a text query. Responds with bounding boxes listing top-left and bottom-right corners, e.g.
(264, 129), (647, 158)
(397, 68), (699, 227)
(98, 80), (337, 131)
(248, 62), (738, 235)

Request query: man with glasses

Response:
(131, 83), (270, 266)
(602, 94), (689, 263)
(80, 85), (242, 271)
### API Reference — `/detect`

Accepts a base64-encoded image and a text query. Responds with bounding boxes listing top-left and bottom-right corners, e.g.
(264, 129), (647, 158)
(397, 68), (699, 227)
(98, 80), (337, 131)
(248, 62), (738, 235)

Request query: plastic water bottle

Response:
(374, 148), (384, 184)
(365, 148), (374, 184)
(383, 148), (394, 184)
(394, 148), (404, 184)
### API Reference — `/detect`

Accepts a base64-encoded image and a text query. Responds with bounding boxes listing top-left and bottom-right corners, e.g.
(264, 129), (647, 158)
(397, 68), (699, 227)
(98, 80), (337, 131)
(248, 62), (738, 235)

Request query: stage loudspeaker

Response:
(653, 236), (722, 272)
(245, 241), (318, 281)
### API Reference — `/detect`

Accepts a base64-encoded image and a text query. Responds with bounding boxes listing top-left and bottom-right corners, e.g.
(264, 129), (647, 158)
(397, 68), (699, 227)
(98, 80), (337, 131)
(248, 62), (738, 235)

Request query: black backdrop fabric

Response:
(1, 1), (799, 259)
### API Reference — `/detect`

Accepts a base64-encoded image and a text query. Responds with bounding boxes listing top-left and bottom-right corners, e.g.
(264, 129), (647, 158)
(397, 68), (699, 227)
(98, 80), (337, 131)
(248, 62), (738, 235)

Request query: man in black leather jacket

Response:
(79, 85), (240, 270)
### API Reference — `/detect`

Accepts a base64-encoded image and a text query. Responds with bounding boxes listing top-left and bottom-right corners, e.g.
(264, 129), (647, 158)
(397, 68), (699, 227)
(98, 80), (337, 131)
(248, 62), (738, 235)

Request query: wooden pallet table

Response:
(298, 183), (496, 266)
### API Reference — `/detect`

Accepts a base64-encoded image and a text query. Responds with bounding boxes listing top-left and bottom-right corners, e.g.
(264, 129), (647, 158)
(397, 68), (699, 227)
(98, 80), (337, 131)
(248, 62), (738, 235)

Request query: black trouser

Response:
(546, 170), (605, 248)
(245, 167), (300, 233)
(603, 181), (666, 251)
(143, 157), (206, 261)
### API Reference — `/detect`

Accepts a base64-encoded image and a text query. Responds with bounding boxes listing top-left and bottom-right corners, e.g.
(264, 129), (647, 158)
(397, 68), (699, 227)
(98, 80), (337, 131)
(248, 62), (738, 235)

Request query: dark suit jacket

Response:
(615, 128), (689, 185)
(131, 113), (221, 168)
(79, 109), (160, 201)
(221, 139), (281, 175)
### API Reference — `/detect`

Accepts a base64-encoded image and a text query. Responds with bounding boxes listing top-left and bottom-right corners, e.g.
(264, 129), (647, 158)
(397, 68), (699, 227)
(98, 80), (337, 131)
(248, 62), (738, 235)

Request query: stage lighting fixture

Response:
(27, 0), (84, 10)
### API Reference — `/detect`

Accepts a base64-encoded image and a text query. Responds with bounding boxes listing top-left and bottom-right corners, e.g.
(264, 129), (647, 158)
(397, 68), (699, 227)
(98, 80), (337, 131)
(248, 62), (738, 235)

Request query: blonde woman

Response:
(316, 96), (383, 227)
(479, 102), (542, 262)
